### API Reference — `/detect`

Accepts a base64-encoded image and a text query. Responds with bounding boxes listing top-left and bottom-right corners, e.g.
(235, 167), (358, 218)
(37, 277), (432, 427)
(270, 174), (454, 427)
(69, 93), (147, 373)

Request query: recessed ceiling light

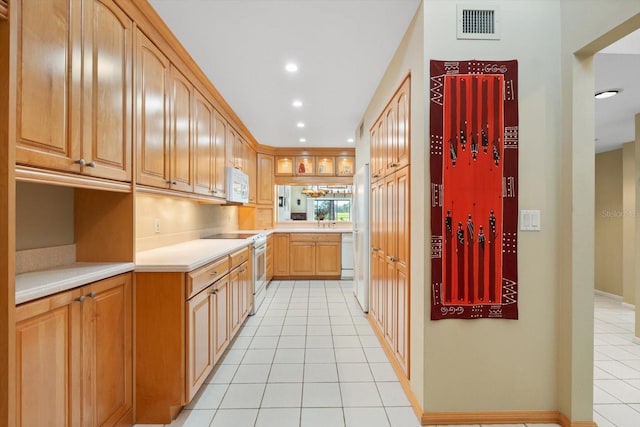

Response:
(595, 89), (622, 99)
(296, 122), (305, 128)
(299, 138), (306, 143)
(285, 63), (298, 73)
(292, 100), (303, 108)
(347, 138), (354, 143)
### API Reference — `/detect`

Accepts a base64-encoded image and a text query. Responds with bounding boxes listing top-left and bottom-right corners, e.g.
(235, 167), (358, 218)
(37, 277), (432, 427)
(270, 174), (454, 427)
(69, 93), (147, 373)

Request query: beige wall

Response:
(595, 150), (623, 296)
(135, 194), (238, 251)
(622, 141), (636, 304)
(421, 0), (562, 413)
(15, 182), (74, 250)
(356, 1), (425, 404)
(559, 2), (640, 421)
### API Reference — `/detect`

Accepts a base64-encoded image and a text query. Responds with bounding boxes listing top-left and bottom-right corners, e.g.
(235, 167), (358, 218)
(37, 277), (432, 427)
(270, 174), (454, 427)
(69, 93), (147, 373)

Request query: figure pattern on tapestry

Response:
(430, 60), (518, 320)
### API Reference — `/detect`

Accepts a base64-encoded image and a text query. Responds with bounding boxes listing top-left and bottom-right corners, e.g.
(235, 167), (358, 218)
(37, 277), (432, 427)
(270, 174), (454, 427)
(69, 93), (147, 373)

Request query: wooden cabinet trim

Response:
(187, 256), (230, 299)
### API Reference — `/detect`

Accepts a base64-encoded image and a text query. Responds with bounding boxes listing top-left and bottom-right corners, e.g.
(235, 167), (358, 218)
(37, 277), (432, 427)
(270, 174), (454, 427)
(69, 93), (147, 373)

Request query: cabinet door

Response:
(316, 241), (341, 276)
(394, 166), (410, 377)
(273, 234), (290, 276)
(384, 102), (397, 177)
(16, 0), (82, 172)
(186, 285), (214, 402)
(170, 66), (194, 192)
(213, 276), (230, 362)
(240, 261), (252, 319)
(247, 144), (257, 203)
(136, 30), (170, 188)
(83, 273), (132, 427)
(193, 91), (213, 196)
(82, 0), (132, 182)
(212, 111), (227, 199)
(16, 289), (83, 427)
(395, 78), (410, 169)
(336, 156), (354, 177)
(226, 128), (240, 169)
(266, 235), (273, 282)
(257, 154), (274, 205)
(228, 267), (241, 336)
(289, 242), (315, 276)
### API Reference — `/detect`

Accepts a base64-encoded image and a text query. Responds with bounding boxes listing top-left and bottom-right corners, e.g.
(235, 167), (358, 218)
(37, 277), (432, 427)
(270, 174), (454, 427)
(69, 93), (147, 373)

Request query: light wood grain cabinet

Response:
(169, 66), (194, 192)
(16, 0), (133, 182)
(135, 247), (252, 424)
(212, 111), (228, 199)
(16, 273), (133, 427)
(288, 233), (341, 278)
(273, 233), (290, 276)
(266, 234), (274, 282)
(369, 75), (411, 379)
(257, 154), (274, 205)
(136, 30), (170, 188)
(193, 90), (214, 196)
(247, 144), (257, 203)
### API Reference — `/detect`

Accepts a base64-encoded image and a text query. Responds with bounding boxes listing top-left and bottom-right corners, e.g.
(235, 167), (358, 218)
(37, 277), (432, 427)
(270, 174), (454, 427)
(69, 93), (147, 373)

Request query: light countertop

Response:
(16, 262), (135, 305)
(135, 238), (252, 272)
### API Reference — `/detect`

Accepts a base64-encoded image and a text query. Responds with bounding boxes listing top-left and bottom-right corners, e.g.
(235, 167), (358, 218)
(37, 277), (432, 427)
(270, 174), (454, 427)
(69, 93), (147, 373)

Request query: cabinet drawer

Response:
(289, 233), (341, 242)
(187, 256), (230, 298)
(230, 247), (250, 269)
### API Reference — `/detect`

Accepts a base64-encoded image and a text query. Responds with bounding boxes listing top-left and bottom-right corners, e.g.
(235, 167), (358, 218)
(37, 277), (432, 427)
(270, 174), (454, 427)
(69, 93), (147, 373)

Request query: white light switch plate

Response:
(520, 210), (541, 231)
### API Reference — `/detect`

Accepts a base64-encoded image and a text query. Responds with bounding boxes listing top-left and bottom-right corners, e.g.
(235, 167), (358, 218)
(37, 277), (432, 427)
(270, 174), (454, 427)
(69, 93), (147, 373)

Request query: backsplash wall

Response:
(135, 194), (238, 251)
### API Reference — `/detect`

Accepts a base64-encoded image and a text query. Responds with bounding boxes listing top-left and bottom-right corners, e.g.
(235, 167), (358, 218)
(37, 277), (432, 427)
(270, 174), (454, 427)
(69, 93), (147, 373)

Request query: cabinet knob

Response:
(86, 161), (96, 168)
(166, 180), (177, 185)
(75, 295), (86, 303)
(389, 162), (398, 167)
(210, 271), (218, 276)
(388, 256), (399, 262)
(74, 159), (86, 166)
(210, 289), (218, 295)
(372, 247), (380, 252)
(87, 292), (96, 298)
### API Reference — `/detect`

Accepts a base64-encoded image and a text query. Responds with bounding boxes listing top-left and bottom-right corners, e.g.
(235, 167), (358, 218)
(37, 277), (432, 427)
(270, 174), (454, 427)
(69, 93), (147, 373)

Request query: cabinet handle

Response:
(74, 159), (86, 166)
(389, 162), (398, 167)
(210, 289), (218, 295)
(210, 271), (218, 276)
(372, 247), (380, 252)
(388, 256), (399, 262)
(211, 190), (217, 195)
(86, 161), (96, 168)
(86, 292), (96, 298)
(75, 295), (86, 303)
(166, 180), (177, 185)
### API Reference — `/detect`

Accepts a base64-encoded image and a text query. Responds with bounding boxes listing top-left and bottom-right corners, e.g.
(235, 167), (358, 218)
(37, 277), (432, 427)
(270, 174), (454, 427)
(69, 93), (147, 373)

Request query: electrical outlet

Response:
(154, 218), (160, 233)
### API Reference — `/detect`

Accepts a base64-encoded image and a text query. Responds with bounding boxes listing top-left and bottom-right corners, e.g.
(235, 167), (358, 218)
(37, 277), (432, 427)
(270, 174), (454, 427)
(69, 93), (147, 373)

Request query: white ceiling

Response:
(149, 0), (421, 148)
(595, 30), (640, 153)
(149, 1), (638, 153)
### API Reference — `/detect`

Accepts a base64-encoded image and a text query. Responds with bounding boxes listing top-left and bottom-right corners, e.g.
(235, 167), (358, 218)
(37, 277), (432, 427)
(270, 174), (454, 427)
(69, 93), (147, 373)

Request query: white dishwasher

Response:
(341, 232), (354, 279)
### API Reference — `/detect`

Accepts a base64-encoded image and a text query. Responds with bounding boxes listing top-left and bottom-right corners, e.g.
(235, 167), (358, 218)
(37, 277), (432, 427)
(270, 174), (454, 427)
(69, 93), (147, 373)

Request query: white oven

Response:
(250, 235), (267, 315)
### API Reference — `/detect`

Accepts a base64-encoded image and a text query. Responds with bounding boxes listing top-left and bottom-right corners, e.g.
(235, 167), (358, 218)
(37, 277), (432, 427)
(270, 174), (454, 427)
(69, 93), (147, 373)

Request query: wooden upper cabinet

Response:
(81, 0), (133, 182)
(257, 154), (274, 205)
(0, 1), (7, 20)
(193, 90), (213, 196)
(316, 157), (335, 176)
(169, 66), (194, 192)
(212, 111), (228, 199)
(384, 102), (397, 177)
(275, 156), (294, 176)
(16, 0), (81, 172)
(227, 128), (242, 170)
(395, 78), (410, 169)
(295, 156), (314, 176)
(136, 30), (170, 188)
(246, 143), (257, 203)
(336, 156), (355, 176)
(16, 0), (133, 182)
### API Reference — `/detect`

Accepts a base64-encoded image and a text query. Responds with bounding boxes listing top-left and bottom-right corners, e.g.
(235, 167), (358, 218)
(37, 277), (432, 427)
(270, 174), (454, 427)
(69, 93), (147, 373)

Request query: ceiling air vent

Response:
(457, 4), (500, 40)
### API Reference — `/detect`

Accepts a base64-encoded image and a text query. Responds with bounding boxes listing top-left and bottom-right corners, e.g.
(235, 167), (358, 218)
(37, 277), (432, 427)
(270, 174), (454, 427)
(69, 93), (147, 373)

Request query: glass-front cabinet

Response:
(336, 156), (354, 176)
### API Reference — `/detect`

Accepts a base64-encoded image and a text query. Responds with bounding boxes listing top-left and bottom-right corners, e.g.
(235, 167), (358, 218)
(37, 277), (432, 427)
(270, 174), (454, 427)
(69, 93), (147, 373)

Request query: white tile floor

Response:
(133, 280), (562, 427)
(593, 292), (640, 427)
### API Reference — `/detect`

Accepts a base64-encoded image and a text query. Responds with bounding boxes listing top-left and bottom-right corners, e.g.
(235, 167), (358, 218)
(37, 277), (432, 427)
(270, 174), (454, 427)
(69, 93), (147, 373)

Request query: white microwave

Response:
(226, 167), (249, 203)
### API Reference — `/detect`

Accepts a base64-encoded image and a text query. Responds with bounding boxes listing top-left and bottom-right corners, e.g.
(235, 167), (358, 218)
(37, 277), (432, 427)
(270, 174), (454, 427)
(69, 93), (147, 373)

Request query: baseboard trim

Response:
(367, 314), (424, 422)
(421, 410), (596, 426)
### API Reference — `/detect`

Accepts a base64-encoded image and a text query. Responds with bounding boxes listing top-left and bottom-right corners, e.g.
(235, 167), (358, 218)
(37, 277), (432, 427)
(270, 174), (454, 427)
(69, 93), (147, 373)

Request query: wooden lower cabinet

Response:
(286, 233), (341, 279)
(266, 234), (273, 282)
(15, 273), (133, 427)
(135, 247), (252, 424)
(273, 233), (290, 276)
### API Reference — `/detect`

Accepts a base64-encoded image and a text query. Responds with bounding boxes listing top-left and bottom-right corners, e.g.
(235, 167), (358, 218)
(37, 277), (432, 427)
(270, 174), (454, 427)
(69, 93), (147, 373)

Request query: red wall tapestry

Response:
(430, 60), (518, 320)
